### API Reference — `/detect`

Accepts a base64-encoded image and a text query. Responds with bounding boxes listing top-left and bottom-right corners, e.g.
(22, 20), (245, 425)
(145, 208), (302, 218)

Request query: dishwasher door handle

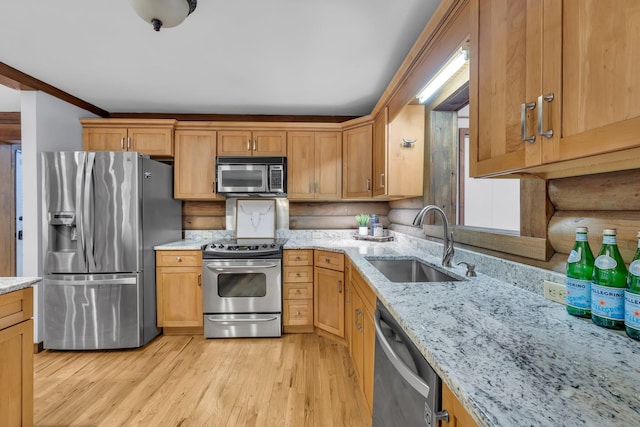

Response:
(374, 309), (431, 400)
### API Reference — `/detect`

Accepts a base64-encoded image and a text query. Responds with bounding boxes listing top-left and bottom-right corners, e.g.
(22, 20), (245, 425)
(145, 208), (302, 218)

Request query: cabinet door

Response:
(387, 104), (425, 197)
(217, 130), (253, 156)
(362, 305), (375, 413)
(287, 132), (315, 199)
(343, 124), (373, 198)
(315, 132), (342, 200)
(442, 381), (479, 427)
(351, 289), (364, 382)
(129, 127), (173, 156)
(542, 0), (640, 163)
(83, 127), (128, 152)
(470, 0), (543, 177)
(372, 109), (387, 197)
(313, 266), (345, 337)
(174, 130), (220, 200)
(0, 319), (33, 427)
(253, 131), (287, 156)
(156, 267), (203, 327)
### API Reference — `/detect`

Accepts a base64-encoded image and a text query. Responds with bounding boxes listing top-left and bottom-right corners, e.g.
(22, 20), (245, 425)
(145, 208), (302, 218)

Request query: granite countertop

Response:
(158, 230), (640, 426)
(284, 231), (640, 427)
(154, 239), (207, 250)
(0, 277), (41, 296)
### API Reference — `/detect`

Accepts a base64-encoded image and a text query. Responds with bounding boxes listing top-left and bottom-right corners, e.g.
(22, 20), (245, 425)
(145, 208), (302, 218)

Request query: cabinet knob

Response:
(295, 256), (301, 260)
(295, 289), (301, 294)
(296, 311), (301, 316)
(296, 272), (301, 277)
(176, 256), (182, 262)
(325, 258), (330, 263)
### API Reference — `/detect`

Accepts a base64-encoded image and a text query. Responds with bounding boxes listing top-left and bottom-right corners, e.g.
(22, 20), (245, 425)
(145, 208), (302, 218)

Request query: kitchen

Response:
(2, 0), (640, 426)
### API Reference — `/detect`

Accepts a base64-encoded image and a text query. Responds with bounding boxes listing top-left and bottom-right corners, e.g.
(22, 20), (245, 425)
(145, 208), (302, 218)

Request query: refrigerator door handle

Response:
(77, 154), (88, 270)
(84, 153), (96, 270)
(45, 277), (137, 286)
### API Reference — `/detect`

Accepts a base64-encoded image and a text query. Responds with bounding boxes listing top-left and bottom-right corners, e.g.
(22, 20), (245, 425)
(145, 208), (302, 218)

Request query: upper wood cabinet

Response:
(81, 119), (175, 157)
(174, 129), (222, 200)
(342, 123), (373, 198)
(386, 104), (425, 197)
(372, 109), (387, 197)
(287, 131), (342, 200)
(470, 0), (640, 178)
(217, 130), (286, 156)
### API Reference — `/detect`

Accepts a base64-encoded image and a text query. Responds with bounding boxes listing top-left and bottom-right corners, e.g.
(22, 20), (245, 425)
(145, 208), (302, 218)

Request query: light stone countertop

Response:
(154, 239), (207, 251)
(158, 230), (640, 426)
(0, 277), (41, 295)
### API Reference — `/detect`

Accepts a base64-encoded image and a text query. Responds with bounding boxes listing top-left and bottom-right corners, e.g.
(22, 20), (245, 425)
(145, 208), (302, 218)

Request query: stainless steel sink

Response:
(367, 258), (462, 282)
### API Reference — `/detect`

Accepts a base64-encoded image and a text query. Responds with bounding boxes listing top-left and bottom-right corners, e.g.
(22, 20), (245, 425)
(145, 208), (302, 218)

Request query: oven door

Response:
(202, 259), (282, 314)
(217, 164), (267, 193)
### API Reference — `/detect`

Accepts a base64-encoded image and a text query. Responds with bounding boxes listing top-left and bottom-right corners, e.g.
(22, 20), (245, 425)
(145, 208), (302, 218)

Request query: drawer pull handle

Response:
(325, 258), (330, 263)
(296, 289), (301, 293)
(537, 93), (555, 139)
(520, 101), (536, 143)
(198, 274), (201, 287)
(296, 273), (301, 277)
(295, 256), (301, 260)
(338, 280), (342, 294)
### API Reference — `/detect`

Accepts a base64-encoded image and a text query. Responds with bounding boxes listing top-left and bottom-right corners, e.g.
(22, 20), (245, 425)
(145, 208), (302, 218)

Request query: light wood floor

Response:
(33, 333), (371, 427)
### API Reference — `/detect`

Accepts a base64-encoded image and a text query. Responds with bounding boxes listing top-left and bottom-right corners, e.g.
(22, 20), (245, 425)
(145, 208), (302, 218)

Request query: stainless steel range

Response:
(202, 239), (286, 338)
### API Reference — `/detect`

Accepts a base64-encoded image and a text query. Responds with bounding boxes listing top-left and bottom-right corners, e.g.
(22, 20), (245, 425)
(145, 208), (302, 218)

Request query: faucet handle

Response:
(456, 261), (476, 277)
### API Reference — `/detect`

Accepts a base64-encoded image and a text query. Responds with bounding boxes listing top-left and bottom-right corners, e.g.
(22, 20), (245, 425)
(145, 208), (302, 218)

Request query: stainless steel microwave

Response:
(216, 156), (286, 196)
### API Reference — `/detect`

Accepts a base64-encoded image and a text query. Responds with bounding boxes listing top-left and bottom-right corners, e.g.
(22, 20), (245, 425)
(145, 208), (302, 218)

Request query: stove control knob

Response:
(218, 244), (225, 249)
(270, 244), (276, 248)
(262, 244), (268, 248)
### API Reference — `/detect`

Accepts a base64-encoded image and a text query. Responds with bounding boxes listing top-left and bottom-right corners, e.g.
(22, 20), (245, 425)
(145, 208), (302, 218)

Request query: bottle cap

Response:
(576, 227), (588, 233)
(603, 228), (617, 235)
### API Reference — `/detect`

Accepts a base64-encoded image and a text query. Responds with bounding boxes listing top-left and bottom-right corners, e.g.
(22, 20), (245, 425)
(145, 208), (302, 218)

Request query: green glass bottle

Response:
(565, 227), (594, 317)
(591, 229), (627, 329)
(625, 231), (640, 340)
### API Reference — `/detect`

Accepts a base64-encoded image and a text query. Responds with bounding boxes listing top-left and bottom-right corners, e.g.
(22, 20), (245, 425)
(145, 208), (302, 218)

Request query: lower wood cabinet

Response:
(283, 250), (314, 333)
(442, 381), (479, 427)
(156, 250), (203, 332)
(350, 266), (376, 414)
(0, 287), (33, 427)
(313, 250), (345, 338)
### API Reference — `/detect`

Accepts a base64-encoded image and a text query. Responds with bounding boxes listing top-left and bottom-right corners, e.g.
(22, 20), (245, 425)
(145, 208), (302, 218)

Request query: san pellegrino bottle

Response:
(591, 229), (627, 329)
(625, 232), (640, 340)
(565, 227), (594, 317)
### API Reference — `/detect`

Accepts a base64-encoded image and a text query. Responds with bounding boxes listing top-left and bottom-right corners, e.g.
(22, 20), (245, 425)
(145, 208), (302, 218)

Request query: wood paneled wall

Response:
(182, 200), (390, 230)
(548, 169), (640, 263)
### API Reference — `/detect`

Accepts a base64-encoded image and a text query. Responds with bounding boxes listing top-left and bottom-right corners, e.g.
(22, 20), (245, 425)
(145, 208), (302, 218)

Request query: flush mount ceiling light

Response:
(129, 0), (197, 31)
(416, 48), (468, 104)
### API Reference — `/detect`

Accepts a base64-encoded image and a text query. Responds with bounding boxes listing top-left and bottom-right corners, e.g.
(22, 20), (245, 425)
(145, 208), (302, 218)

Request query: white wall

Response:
(21, 91), (98, 343)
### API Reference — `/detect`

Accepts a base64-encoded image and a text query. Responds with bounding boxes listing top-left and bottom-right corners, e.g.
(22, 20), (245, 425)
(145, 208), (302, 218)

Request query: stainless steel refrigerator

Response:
(41, 151), (181, 350)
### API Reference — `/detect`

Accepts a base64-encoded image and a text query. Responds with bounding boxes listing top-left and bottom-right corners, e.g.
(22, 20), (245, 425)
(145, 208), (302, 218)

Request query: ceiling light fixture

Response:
(416, 49), (468, 104)
(129, 0), (197, 32)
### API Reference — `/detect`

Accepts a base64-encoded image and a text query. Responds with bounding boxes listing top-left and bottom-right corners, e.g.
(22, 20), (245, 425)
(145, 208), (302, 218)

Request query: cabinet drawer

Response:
(352, 267), (376, 315)
(156, 250), (202, 267)
(0, 287), (34, 331)
(315, 250), (344, 272)
(283, 266), (314, 283)
(283, 283), (313, 300)
(284, 249), (314, 266)
(283, 300), (313, 326)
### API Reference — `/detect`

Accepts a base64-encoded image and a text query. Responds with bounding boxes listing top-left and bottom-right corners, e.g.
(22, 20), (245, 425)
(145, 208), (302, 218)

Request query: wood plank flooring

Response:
(33, 334), (371, 427)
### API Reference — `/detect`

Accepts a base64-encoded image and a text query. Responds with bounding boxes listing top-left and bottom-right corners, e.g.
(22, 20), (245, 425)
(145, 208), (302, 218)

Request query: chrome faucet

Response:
(412, 205), (455, 267)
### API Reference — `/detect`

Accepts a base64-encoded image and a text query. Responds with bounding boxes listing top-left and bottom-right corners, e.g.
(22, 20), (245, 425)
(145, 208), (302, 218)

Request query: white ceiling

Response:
(0, 0), (441, 116)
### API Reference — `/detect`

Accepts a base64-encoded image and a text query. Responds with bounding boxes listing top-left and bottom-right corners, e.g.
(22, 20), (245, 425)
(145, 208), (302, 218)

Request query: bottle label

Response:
(629, 260), (640, 277)
(591, 284), (625, 320)
(594, 255), (617, 270)
(565, 278), (591, 309)
(576, 233), (588, 242)
(567, 250), (581, 263)
(625, 291), (640, 331)
(603, 235), (617, 245)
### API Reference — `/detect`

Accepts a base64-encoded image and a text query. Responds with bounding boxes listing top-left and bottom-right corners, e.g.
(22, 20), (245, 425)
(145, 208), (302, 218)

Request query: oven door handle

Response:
(205, 263), (280, 271)
(374, 309), (431, 400)
(206, 315), (279, 323)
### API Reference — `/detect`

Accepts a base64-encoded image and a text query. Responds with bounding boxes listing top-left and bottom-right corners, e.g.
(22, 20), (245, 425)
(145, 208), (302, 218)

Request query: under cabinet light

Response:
(416, 49), (468, 104)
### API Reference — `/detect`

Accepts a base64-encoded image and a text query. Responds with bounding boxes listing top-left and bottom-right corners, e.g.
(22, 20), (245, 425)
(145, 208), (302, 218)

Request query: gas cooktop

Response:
(202, 238), (288, 258)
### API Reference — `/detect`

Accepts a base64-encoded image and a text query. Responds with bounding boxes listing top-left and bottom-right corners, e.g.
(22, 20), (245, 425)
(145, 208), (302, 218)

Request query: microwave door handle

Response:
(374, 309), (431, 400)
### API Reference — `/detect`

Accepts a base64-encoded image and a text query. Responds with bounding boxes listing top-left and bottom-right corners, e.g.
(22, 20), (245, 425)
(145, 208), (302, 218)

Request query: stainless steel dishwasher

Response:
(373, 300), (449, 427)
